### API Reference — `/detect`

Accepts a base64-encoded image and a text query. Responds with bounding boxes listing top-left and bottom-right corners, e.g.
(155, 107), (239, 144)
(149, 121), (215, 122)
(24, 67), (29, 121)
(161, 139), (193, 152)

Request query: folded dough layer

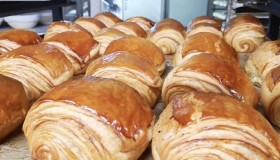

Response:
(44, 31), (100, 75)
(173, 32), (238, 67)
(0, 29), (42, 54)
(86, 51), (162, 107)
(186, 23), (223, 38)
(94, 12), (123, 28)
(112, 22), (147, 38)
(0, 75), (28, 142)
(104, 35), (165, 75)
(23, 77), (154, 160)
(74, 17), (106, 36)
(148, 18), (185, 55)
(163, 53), (259, 108)
(152, 91), (280, 160)
(224, 14), (265, 53)
(187, 16), (222, 29)
(0, 44), (73, 101)
(126, 16), (155, 31)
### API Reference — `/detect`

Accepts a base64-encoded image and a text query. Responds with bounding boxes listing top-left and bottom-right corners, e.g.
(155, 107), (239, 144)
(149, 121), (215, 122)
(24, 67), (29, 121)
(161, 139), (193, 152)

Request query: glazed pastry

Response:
(94, 12), (123, 27)
(152, 91), (280, 160)
(187, 16), (222, 29)
(245, 40), (280, 87)
(44, 21), (90, 40)
(0, 74), (28, 142)
(112, 22), (147, 38)
(94, 28), (125, 55)
(104, 35), (165, 74)
(74, 17), (106, 36)
(185, 23), (223, 38)
(23, 77), (154, 160)
(173, 32), (238, 67)
(262, 65), (280, 127)
(0, 44), (73, 101)
(86, 51), (162, 107)
(148, 18), (186, 55)
(43, 31), (100, 75)
(125, 16), (155, 31)
(162, 53), (259, 108)
(224, 14), (265, 53)
(0, 29), (42, 55)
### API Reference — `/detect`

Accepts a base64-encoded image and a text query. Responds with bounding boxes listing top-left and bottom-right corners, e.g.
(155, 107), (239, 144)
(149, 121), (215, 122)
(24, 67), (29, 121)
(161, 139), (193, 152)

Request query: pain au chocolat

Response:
(152, 91), (280, 160)
(74, 17), (106, 36)
(0, 44), (73, 101)
(163, 53), (259, 108)
(0, 29), (42, 55)
(23, 77), (154, 160)
(0, 74), (28, 142)
(112, 22), (147, 38)
(94, 12), (123, 28)
(125, 16), (155, 32)
(173, 32), (238, 67)
(43, 30), (100, 75)
(224, 14), (265, 53)
(86, 51), (162, 107)
(104, 35), (165, 75)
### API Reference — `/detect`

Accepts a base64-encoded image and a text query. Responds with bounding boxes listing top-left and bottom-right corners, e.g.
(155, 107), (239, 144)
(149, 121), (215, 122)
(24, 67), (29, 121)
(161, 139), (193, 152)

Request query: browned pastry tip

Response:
(112, 21), (147, 38)
(94, 12), (123, 27)
(23, 77), (154, 160)
(152, 91), (280, 160)
(74, 17), (106, 36)
(0, 74), (28, 142)
(86, 51), (162, 107)
(173, 32), (238, 67)
(187, 16), (222, 29)
(104, 35), (165, 74)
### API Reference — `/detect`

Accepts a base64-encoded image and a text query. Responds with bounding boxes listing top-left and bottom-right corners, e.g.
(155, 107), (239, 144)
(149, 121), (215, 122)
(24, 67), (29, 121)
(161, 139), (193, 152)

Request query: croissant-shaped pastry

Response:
(94, 12), (123, 28)
(224, 14), (265, 53)
(0, 29), (42, 55)
(0, 74), (28, 142)
(187, 16), (222, 29)
(112, 22), (147, 38)
(152, 91), (280, 160)
(126, 16), (155, 31)
(74, 17), (106, 36)
(104, 35), (165, 74)
(173, 32), (238, 67)
(185, 23), (223, 38)
(43, 31), (100, 75)
(262, 65), (280, 127)
(245, 40), (280, 87)
(86, 51), (162, 107)
(94, 28), (125, 55)
(0, 44), (73, 101)
(163, 53), (259, 108)
(148, 18), (186, 55)
(44, 21), (90, 40)
(23, 77), (154, 160)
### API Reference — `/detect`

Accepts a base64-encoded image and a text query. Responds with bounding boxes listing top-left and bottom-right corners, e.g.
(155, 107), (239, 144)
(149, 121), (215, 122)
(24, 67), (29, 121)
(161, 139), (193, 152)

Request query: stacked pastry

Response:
(186, 16), (223, 38)
(0, 29), (42, 55)
(148, 18), (186, 55)
(23, 77), (154, 160)
(152, 91), (280, 160)
(245, 40), (280, 127)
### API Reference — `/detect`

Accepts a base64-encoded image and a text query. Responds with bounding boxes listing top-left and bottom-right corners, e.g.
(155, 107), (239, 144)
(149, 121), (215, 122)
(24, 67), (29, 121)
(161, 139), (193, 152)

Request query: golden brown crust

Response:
(186, 23), (223, 38)
(44, 21), (91, 40)
(74, 17), (106, 36)
(163, 53), (259, 108)
(0, 74), (28, 142)
(94, 12), (123, 27)
(104, 35), (165, 74)
(86, 51), (162, 106)
(126, 16), (155, 31)
(224, 14), (265, 53)
(152, 91), (280, 160)
(23, 77), (153, 159)
(150, 18), (185, 35)
(112, 22), (147, 38)
(0, 29), (42, 46)
(173, 32), (238, 67)
(188, 16), (222, 29)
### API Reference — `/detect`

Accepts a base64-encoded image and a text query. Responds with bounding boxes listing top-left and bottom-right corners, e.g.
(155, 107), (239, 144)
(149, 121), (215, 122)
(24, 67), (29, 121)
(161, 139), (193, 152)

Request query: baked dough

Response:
(112, 22), (147, 38)
(152, 91), (280, 160)
(86, 51), (162, 107)
(94, 12), (123, 27)
(126, 16), (155, 31)
(74, 17), (106, 36)
(23, 77), (154, 160)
